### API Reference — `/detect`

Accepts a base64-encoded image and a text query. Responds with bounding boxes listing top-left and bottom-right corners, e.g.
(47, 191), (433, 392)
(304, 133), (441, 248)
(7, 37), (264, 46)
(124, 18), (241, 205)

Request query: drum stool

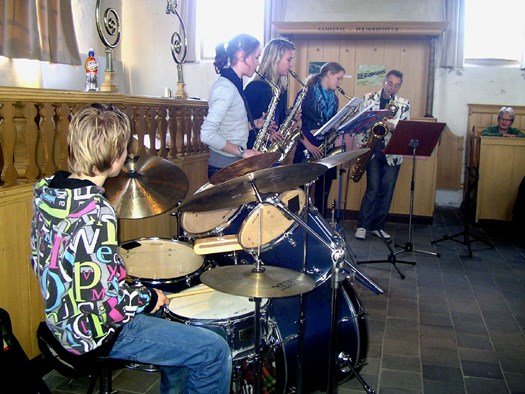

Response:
(36, 322), (128, 394)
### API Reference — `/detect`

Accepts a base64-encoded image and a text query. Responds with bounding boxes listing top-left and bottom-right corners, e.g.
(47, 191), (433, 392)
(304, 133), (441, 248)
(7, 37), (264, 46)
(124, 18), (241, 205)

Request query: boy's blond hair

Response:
(67, 104), (130, 176)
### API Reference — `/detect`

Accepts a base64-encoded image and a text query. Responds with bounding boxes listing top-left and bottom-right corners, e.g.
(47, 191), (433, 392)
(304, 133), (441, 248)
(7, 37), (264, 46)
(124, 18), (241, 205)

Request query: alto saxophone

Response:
(266, 69), (308, 161)
(253, 70), (281, 152)
(349, 99), (399, 182)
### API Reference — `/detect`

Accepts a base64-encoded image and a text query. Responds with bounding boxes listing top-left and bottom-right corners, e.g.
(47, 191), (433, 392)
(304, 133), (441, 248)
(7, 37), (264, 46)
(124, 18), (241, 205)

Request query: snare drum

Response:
(181, 182), (250, 239)
(119, 238), (205, 293)
(163, 284), (269, 360)
(238, 188), (307, 252)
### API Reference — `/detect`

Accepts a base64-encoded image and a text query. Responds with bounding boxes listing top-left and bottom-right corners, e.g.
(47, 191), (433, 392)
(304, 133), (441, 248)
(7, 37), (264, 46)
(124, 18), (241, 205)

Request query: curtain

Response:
(0, 0), (80, 65)
(180, 0), (196, 62)
(264, 0), (287, 44)
(439, 0), (464, 69)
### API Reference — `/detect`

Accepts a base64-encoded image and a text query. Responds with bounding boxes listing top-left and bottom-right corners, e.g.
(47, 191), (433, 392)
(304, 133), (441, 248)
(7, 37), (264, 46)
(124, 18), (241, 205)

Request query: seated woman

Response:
(481, 106), (524, 137)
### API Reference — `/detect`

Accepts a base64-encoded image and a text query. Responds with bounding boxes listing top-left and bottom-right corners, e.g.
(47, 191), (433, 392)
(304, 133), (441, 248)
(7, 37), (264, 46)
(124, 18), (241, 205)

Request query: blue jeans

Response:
(109, 313), (232, 394)
(358, 153), (401, 231)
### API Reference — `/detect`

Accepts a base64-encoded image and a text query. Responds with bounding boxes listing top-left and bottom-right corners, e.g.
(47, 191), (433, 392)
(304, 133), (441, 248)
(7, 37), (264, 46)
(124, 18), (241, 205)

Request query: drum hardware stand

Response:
(430, 166), (494, 257)
(295, 181), (316, 394)
(266, 196), (381, 391)
(242, 178), (381, 392)
(326, 242), (376, 394)
(356, 229), (414, 280)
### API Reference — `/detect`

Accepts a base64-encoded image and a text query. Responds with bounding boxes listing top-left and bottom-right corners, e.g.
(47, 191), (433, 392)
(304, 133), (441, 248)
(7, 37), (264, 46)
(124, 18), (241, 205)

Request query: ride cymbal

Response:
(104, 155), (188, 219)
(209, 152), (281, 185)
(316, 148), (369, 169)
(200, 265), (316, 298)
(178, 162), (327, 212)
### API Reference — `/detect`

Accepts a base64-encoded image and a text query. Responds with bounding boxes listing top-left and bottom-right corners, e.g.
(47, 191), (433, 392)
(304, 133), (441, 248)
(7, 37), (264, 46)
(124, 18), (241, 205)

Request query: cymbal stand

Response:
(295, 181), (315, 394)
(266, 196), (379, 393)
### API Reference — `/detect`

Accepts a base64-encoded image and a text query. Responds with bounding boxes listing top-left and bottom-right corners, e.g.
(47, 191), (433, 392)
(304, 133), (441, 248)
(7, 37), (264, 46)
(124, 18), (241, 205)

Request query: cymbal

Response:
(200, 265), (316, 298)
(316, 148), (369, 169)
(178, 162), (327, 212)
(209, 152), (281, 185)
(104, 155), (188, 219)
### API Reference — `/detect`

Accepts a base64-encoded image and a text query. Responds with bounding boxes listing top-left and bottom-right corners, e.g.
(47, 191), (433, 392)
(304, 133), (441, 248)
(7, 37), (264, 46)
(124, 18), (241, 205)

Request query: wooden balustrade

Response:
(0, 88), (211, 359)
(0, 87), (209, 188)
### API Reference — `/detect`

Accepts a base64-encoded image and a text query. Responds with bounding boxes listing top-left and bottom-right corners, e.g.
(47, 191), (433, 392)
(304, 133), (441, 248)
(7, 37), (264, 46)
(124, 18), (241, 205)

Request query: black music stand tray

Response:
(356, 120), (445, 279)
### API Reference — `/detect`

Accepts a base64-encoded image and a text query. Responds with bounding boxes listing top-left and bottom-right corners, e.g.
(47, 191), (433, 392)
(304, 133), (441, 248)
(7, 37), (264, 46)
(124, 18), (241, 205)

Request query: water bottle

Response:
(85, 49), (99, 92)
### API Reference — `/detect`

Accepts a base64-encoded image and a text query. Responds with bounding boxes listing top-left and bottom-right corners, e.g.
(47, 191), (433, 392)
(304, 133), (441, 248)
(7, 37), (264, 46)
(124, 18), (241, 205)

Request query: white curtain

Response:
(264, 0), (287, 44)
(0, 0), (80, 65)
(439, 0), (464, 69)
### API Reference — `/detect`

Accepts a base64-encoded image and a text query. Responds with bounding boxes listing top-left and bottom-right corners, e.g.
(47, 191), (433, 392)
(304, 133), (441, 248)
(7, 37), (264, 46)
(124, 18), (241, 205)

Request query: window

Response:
(196, 0), (265, 60)
(464, 0), (525, 65)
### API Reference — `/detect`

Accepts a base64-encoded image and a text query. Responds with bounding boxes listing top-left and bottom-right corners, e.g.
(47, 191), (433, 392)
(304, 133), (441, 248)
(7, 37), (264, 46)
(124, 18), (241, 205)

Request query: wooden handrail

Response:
(0, 87), (209, 188)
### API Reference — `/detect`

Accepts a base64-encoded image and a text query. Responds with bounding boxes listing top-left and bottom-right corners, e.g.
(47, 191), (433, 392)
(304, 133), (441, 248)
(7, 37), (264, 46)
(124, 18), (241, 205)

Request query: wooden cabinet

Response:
(476, 137), (525, 221)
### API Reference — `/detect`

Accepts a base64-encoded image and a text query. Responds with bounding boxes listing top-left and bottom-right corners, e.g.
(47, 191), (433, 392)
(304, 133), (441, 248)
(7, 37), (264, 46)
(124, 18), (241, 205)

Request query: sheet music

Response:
(336, 105), (391, 135)
(314, 96), (363, 137)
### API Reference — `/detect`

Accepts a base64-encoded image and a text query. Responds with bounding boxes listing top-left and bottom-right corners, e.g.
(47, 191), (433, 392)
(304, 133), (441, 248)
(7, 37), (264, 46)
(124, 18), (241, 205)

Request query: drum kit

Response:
(105, 150), (380, 394)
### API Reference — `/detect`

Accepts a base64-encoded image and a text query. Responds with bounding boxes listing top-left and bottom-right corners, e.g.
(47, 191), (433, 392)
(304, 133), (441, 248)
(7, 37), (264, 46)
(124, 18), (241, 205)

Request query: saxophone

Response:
(252, 70), (281, 153)
(266, 69), (308, 161)
(349, 99), (399, 182)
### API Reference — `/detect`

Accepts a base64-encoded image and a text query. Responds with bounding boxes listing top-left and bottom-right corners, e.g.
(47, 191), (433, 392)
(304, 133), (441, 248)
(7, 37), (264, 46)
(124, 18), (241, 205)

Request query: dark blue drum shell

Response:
(270, 279), (368, 392)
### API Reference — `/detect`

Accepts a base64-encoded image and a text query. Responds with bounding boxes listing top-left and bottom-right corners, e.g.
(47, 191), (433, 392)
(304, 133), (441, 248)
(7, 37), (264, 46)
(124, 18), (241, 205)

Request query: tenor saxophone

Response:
(266, 69), (308, 161)
(349, 100), (399, 182)
(252, 70), (281, 153)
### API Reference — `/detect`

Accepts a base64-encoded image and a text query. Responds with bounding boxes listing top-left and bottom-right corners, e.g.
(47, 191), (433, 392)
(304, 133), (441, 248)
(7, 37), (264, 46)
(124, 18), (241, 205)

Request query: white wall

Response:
(1, 0), (524, 206)
(284, 0), (443, 22)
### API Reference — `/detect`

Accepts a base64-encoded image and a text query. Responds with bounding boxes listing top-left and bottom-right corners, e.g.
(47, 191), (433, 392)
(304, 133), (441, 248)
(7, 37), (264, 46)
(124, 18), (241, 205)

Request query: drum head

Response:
(119, 238), (203, 280)
(168, 284), (268, 321)
(238, 188), (306, 251)
(181, 207), (240, 236)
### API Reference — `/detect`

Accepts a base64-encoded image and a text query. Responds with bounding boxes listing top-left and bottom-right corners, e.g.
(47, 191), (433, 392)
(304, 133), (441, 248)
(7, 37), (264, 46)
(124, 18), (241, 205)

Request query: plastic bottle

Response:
(85, 49), (98, 92)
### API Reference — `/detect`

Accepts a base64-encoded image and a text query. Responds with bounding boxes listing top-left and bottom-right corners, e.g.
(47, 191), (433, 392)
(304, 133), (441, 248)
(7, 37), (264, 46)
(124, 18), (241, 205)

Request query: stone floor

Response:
(42, 208), (525, 393)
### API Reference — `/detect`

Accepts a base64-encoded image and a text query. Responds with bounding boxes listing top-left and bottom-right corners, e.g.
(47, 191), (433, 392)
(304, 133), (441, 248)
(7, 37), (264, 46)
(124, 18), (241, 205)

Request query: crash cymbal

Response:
(178, 162), (327, 212)
(209, 152), (281, 185)
(316, 148), (369, 169)
(104, 155), (188, 219)
(200, 265), (316, 298)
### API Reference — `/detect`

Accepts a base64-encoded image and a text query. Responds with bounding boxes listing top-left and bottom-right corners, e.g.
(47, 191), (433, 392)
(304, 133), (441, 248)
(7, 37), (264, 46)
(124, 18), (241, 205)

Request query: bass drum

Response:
(270, 279), (368, 393)
(180, 182), (251, 239)
(119, 238), (207, 293)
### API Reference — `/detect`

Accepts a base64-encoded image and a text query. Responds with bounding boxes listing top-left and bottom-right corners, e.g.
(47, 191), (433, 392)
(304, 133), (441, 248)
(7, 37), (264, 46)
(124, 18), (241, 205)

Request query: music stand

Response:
(385, 120), (445, 259)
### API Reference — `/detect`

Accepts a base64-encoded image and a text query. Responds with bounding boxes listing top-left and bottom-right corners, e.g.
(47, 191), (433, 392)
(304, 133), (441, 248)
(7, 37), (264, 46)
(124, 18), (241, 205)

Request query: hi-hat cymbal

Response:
(209, 152), (281, 185)
(104, 155), (188, 219)
(316, 148), (369, 169)
(200, 265), (316, 298)
(178, 162), (327, 212)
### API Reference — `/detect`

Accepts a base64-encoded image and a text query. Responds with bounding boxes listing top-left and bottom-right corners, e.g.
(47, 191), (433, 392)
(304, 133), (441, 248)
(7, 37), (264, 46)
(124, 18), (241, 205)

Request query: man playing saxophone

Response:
(354, 69), (410, 240)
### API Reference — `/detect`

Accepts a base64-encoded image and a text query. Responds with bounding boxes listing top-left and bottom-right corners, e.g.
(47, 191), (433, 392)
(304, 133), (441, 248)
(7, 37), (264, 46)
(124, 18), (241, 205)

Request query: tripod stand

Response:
(431, 166), (494, 257)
